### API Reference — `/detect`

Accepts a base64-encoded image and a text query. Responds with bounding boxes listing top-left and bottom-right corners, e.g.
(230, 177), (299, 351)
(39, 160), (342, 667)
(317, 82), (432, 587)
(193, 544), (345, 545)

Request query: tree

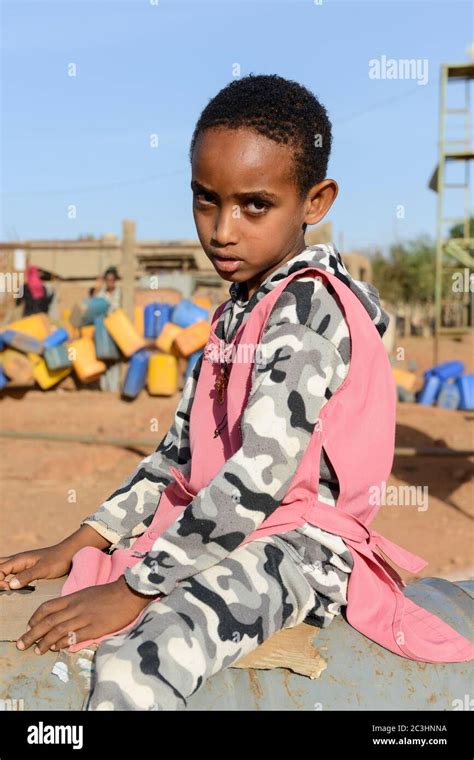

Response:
(449, 216), (474, 239)
(372, 236), (435, 306)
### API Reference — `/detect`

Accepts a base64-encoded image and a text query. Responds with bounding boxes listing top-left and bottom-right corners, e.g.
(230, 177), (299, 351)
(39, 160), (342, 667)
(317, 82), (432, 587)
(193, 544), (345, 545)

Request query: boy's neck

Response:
(243, 239), (308, 301)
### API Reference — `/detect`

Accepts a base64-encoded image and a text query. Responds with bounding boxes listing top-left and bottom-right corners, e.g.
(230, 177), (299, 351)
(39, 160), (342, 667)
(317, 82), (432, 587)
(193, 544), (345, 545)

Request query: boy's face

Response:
(105, 274), (116, 290)
(191, 126), (337, 298)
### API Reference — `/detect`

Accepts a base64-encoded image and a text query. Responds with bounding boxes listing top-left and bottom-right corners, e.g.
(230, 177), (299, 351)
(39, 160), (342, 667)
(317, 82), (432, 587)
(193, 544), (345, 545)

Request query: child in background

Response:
(17, 265), (55, 317)
(96, 266), (122, 392)
(1, 74), (472, 711)
(95, 266), (122, 312)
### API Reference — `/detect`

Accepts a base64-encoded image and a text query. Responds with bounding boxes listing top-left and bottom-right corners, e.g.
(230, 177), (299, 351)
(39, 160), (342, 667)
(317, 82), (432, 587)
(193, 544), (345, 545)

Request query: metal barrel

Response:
(185, 577), (474, 711)
(0, 577), (472, 711)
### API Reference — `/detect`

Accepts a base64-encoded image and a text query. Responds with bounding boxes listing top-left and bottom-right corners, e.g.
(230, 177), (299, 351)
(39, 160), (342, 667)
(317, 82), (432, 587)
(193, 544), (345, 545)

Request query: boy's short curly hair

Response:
(189, 73), (332, 200)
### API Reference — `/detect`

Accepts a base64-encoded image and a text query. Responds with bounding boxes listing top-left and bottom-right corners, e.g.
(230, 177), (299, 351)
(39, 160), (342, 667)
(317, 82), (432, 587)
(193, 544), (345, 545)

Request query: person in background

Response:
(95, 266), (122, 312)
(95, 267), (122, 392)
(18, 266), (55, 317)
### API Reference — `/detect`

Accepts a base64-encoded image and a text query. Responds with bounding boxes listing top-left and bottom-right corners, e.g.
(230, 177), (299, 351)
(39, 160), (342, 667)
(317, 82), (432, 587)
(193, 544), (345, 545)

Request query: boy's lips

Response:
(211, 254), (242, 273)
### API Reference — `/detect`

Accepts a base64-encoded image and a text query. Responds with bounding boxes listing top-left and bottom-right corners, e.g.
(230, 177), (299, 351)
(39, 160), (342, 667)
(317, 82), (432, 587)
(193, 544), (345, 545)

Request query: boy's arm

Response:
(124, 278), (349, 596)
(81, 354), (203, 547)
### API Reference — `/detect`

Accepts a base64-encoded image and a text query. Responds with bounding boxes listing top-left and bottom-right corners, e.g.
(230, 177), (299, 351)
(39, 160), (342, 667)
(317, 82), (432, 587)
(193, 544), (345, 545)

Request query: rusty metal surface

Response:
(0, 577), (472, 711)
(0, 647), (89, 711)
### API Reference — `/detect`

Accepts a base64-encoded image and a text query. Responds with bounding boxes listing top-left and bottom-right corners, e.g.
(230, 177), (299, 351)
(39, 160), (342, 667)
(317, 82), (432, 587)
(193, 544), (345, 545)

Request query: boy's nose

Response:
(212, 208), (240, 246)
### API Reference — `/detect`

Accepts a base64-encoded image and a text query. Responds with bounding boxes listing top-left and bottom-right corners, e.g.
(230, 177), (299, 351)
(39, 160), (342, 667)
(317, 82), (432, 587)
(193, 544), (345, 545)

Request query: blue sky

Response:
(1, 0), (472, 253)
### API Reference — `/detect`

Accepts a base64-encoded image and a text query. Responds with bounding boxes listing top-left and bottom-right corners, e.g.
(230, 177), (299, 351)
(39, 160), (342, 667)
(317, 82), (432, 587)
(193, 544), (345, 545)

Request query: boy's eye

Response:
(194, 191), (215, 205)
(245, 199), (270, 214)
(193, 192), (270, 215)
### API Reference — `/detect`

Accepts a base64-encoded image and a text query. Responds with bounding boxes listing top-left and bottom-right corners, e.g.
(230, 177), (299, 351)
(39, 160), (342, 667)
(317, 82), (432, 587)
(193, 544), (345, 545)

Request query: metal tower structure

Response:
(429, 62), (474, 363)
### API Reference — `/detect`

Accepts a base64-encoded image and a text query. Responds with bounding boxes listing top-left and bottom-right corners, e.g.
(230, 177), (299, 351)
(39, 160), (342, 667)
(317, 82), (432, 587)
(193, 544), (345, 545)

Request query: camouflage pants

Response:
(85, 535), (321, 711)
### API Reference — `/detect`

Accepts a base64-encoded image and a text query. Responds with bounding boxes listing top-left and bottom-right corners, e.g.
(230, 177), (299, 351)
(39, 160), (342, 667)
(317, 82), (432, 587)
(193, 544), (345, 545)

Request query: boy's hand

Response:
(16, 576), (156, 654)
(0, 546), (73, 590)
(0, 526), (112, 590)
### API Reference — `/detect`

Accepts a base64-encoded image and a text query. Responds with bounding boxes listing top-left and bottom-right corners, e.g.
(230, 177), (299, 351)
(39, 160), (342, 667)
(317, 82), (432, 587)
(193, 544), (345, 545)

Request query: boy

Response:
(1, 74), (471, 711)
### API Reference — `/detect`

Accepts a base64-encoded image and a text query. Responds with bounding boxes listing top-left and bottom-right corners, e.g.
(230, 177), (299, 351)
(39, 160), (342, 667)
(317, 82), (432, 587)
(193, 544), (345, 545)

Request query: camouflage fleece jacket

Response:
(82, 243), (389, 627)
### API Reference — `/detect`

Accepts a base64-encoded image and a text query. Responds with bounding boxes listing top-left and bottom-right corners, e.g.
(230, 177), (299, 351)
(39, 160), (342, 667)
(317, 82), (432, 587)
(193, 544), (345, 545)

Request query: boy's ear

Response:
(304, 179), (339, 226)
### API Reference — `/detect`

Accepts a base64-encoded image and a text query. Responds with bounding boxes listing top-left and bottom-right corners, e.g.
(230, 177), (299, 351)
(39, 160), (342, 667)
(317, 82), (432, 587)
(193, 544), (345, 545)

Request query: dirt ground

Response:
(0, 335), (472, 584)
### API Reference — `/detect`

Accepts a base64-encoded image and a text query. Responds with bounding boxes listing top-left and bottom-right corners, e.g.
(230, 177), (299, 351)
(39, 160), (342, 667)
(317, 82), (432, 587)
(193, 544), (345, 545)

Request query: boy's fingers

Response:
(27, 596), (70, 629)
(0, 560), (21, 579)
(49, 631), (85, 652)
(17, 608), (76, 651)
(33, 619), (83, 656)
(7, 566), (40, 589)
(52, 625), (92, 652)
(17, 618), (58, 651)
(49, 636), (71, 652)
(0, 556), (34, 584)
